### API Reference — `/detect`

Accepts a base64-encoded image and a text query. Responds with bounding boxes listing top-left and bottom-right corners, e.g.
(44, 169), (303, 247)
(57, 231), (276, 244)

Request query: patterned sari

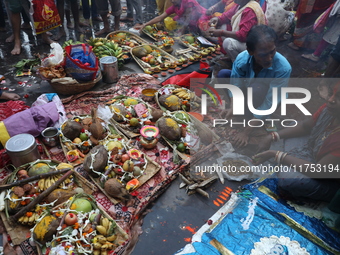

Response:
(293, 0), (335, 49)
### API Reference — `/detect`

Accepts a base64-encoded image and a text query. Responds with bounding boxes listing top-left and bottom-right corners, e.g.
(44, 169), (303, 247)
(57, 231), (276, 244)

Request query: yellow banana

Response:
(106, 234), (117, 242)
(23, 216), (29, 224)
(44, 177), (51, 190)
(28, 214), (36, 224)
(38, 179), (45, 191)
(96, 225), (107, 236)
(101, 217), (109, 230)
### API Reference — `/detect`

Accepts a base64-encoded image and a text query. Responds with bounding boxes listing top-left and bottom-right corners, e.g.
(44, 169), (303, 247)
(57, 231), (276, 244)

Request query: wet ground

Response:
(0, 3), (334, 255)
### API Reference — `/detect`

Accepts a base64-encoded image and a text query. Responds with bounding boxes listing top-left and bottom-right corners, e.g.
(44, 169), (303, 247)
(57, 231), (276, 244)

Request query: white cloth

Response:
(222, 38), (246, 61)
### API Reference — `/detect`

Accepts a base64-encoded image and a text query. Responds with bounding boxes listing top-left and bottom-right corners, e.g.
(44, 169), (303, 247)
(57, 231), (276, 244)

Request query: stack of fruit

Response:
(87, 37), (123, 60)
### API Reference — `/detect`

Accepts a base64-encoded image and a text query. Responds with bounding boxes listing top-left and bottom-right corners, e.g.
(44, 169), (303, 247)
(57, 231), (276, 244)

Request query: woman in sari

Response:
(288, 0), (335, 50)
(137, 0), (207, 34)
(253, 82), (340, 202)
(206, 0), (266, 61)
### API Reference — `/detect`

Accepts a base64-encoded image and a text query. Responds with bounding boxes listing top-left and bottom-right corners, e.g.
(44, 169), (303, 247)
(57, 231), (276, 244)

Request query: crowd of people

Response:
(0, 0), (340, 205)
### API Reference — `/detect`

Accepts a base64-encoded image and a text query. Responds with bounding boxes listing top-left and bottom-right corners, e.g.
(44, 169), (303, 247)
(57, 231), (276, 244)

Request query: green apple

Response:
(79, 132), (88, 141)
(71, 198), (93, 213)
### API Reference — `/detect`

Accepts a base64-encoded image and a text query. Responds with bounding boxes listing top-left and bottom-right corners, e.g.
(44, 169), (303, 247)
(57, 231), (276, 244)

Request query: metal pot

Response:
(5, 134), (41, 167)
(41, 127), (60, 147)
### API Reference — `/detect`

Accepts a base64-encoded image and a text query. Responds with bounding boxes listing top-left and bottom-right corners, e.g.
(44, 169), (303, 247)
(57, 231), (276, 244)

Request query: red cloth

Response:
(165, 0), (206, 26)
(218, 6), (258, 42)
(0, 100), (30, 121)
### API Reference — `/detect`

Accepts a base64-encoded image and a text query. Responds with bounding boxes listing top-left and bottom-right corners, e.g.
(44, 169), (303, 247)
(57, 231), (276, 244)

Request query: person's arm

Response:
(138, 12), (168, 32)
(253, 150), (340, 178)
(0, 92), (21, 101)
(256, 117), (315, 152)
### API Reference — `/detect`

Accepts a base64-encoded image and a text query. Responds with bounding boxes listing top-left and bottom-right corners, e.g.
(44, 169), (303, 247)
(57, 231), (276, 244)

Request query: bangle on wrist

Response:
(271, 132), (280, 142)
(276, 151), (284, 164)
(274, 151), (280, 162)
(280, 152), (288, 164)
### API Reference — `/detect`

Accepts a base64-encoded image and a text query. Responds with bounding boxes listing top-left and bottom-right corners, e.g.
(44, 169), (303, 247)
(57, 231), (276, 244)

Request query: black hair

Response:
(246, 25), (278, 52)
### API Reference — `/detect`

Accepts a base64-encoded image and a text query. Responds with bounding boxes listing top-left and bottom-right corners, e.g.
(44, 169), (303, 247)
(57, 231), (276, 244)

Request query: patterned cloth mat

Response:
(175, 178), (340, 255)
(0, 73), (188, 254)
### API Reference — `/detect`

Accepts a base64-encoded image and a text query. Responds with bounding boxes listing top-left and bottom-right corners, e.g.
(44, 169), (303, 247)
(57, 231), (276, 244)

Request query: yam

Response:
(151, 108), (163, 122)
(83, 145), (108, 176)
(104, 178), (131, 202)
(156, 117), (181, 141)
(159, 94), (181, 111)
(62, 120), (82, 140)
(45, 189), (76, 205)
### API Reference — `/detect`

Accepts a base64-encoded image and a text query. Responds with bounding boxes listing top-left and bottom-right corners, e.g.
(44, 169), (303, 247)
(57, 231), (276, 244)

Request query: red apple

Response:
(64, 213), (78, 226)
(121, 154), (130, 162)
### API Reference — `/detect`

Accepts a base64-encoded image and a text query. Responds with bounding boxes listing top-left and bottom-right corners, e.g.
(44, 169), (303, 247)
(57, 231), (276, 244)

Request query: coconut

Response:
(157, 117), (181, 141)
(159, 94), (181, 111)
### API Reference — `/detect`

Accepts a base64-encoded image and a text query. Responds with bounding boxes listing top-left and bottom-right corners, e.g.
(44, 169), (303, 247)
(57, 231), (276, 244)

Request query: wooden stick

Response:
(0, 168), (72, 191)
(9, 170), (73, 223)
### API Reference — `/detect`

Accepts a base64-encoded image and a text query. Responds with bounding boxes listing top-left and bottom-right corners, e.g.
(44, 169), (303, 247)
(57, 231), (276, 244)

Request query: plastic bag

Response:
(41, 43), (64, 67)
(164, 17), (177, 31)
(30, 0), (61, 34)
(65, 43), (99, 82)
(97, 105), (113, 123)
(31, 93), (67, 129)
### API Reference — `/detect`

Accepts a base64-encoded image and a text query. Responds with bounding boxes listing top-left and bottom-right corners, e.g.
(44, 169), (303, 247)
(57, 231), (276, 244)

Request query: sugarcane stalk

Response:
(9, 170), (73, 223)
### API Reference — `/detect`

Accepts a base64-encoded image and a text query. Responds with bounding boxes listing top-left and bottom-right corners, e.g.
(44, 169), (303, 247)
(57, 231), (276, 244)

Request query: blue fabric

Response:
(71, 48), (96, 67)
(217, 69), (232, 78)
(244, 179), (340, 252)
(45, 93), (57, 102)
(183, 192), (335, 254)
(230, 50), (292, 119)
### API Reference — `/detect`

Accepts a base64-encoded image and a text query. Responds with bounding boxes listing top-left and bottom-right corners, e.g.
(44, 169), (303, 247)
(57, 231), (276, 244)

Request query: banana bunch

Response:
(96, 217), (115, 236)
(87, 37), (123, 59)
(93, 217), (117, 255)
(62, 39), (84, 48)
(18, 212), (40, 225)
(92, 234), (116, 255)
(38, 175), (72, 191)
(173, 88), (194, 100)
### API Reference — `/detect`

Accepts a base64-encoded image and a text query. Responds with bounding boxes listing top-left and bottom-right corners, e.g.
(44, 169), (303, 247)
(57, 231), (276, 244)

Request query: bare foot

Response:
(11, 41), (21, 55)
(52, 29), (66, 41)
(79, 21), (89, 27)
(114, 24), (119, 31)
(67, 22), (74, 29)
(21, 23), (31, 29)
(6, 34), (14, 43)
(288, 42), (300, 50)
(95, 27), (111, 36)
(301, 53), (320, 62)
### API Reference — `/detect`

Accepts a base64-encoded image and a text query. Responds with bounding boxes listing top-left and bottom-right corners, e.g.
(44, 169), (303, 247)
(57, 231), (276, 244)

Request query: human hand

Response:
(252, 150), (276, 165)
(137, 24), (146, 33)
(208, 28), (223, 37)
(206, 8), (214, 16)
(0, 92), (20, 101)
(208, 17), (219, 27)
(231, 131), (249, 148)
